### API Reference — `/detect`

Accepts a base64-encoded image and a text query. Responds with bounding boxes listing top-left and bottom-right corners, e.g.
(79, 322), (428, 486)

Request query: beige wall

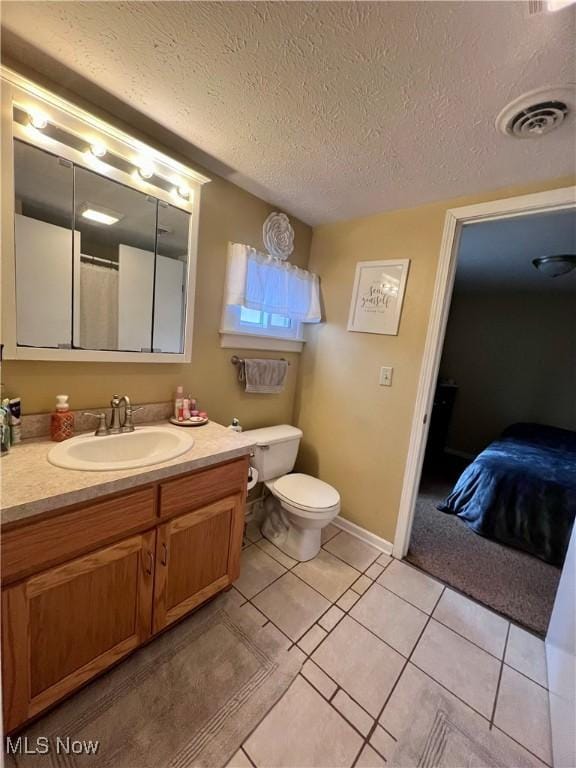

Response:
(1, 68), (312, 427)
(294, 177), (575, 543)
(440, 290), (576, 456)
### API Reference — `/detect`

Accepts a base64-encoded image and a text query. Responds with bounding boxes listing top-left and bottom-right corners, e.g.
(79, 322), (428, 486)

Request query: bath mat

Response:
(12, 593), (301, 768)
(388, 689), (543, 767)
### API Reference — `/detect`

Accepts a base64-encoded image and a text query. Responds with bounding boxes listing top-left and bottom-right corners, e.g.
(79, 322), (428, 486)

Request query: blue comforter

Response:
(438, 423), (576, 566)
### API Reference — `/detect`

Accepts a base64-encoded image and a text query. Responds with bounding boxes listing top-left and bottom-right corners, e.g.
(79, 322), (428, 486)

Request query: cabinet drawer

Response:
(1, 487), (156, 584)
(159, 457), (248, 520)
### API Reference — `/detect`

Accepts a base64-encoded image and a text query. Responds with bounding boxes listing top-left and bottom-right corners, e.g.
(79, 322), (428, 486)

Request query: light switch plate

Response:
(379, 366), (393, 386)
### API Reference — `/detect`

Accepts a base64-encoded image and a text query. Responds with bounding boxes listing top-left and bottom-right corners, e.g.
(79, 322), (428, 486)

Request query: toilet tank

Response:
(244, 425), (303, 481)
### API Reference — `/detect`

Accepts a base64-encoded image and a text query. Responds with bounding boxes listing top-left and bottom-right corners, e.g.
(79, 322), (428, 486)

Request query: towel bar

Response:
(230, 355), (290, 366)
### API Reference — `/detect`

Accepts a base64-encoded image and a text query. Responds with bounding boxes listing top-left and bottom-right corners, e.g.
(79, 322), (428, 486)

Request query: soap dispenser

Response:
(51, 395), (75, 442)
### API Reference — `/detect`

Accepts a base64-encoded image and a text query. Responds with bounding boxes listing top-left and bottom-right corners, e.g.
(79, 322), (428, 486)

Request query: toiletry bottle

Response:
(8, 397), (22, 444)
(51, 395), (75, 442)
(174, 386), (184, 419)
(228, 418), (243, 433)
(0, 401), (10, 455)
(182, 396), (191, 420)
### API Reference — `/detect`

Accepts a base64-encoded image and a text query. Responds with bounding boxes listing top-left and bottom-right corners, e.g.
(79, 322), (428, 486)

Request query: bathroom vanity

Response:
(1, 422), (254, 733)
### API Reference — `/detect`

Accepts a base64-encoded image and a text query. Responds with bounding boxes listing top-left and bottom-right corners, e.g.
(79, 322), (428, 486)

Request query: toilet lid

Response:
(273, 473), (340, 510)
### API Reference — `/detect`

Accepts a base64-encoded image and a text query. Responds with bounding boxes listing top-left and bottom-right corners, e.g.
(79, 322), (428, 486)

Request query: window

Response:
(240, 306), (292, 330)
(220, 304), (304, 351)
(220, 242), (320, 352)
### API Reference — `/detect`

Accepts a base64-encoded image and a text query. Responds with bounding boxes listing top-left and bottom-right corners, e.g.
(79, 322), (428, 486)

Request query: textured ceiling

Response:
(1, 1), (575, 225)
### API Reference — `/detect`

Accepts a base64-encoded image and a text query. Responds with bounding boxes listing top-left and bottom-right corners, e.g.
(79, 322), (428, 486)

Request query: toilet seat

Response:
(269, 473), (340, 514)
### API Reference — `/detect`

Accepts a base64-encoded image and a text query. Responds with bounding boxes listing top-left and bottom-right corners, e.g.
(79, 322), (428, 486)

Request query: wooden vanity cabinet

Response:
(1, 456), (248, 733)
(153, 493), (244, 632)
(2, 532), (156, 731)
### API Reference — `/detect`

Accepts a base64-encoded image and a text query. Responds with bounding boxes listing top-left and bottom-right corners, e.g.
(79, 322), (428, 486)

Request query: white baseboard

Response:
(332, 516), (394, 556)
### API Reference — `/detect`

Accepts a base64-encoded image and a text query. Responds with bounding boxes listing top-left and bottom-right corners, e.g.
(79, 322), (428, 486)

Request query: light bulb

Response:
(176, 183), (190, 199)
(28, 111), (48, 130)
(137, 163), (154, 180)
(90, 142), (107, 158)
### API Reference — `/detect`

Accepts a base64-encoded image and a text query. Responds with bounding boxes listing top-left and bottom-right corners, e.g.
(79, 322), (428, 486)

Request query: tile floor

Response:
(228, 522), (552, 768)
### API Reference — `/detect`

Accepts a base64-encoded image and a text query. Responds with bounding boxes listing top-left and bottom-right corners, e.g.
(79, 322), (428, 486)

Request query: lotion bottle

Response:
(51, 395), (75, 442)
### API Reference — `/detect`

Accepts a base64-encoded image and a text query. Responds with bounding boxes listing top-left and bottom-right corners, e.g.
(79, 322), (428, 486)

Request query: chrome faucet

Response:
(119, 395), (143, 433)
(83, 394), (143, 436)
(109, 394), (124, 434)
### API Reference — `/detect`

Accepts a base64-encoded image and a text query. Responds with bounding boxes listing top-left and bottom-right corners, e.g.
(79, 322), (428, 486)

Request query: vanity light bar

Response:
(9, 83), (208, 207)
(3, 65), (210, 199)
(14, 105), (192, 199)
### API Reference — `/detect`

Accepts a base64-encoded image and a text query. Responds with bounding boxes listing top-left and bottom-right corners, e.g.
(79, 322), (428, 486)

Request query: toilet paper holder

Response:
(247, 466), (259, 491)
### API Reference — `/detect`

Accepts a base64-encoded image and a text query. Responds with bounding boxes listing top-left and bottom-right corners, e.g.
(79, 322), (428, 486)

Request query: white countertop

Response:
(1, 421), (256, 527)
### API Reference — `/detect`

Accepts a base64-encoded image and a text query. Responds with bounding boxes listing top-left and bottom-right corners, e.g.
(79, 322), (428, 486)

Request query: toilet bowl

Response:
(244, 425), (340, 561)
(262, 473), (340, 560)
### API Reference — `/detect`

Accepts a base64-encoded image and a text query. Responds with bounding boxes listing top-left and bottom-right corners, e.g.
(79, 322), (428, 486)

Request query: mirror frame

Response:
(1, 66), (210, 363)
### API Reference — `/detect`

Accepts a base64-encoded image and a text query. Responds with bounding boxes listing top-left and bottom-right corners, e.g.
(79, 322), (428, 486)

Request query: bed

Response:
(437, 423), (576, 566)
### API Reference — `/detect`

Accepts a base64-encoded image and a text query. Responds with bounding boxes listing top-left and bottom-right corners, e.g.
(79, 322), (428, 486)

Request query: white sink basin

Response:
(48, 426), (194, 471)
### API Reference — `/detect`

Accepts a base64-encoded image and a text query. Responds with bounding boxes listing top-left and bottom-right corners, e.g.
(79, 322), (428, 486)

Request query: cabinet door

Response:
(153, 494), (244, 633)
(2, 531), (155, 732)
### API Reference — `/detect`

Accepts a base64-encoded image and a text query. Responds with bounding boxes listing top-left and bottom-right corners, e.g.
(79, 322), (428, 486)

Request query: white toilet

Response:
(245, 425), (340, 561)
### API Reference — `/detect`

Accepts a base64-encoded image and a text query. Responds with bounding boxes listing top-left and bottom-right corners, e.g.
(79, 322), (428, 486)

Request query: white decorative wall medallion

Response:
(263, 212), (294, 260)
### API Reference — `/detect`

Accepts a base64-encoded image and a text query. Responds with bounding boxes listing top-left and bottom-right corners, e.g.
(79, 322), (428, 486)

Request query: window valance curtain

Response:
(224, 243), (321, 323)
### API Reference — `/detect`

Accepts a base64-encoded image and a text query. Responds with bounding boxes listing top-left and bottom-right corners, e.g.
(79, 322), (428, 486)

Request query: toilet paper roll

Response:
(247, 467), (259, 492)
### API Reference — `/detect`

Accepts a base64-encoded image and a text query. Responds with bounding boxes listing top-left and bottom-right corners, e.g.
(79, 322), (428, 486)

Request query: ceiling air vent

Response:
(496, 86), (573, 138)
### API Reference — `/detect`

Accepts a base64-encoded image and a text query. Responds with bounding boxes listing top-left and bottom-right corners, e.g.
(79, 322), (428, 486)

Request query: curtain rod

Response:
(80, 255), (119, 271)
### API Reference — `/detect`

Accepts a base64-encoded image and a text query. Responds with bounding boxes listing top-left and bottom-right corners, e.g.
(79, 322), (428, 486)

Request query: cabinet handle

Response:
(161, 543), (168, 566)
(146, 551), (153, 575)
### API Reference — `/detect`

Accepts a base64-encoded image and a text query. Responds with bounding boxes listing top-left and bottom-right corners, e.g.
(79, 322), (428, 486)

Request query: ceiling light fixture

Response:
(80, 203), (123, 226)
(89, 142), (107, 158)
(532, 254), (576, 277)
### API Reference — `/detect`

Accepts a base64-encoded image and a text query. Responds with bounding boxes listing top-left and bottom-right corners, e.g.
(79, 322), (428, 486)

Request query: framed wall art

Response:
(347, 259), (410, 335)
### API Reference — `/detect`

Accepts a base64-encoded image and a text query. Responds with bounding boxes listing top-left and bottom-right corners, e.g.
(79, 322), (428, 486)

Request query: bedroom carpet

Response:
(407, 466), (561, 636)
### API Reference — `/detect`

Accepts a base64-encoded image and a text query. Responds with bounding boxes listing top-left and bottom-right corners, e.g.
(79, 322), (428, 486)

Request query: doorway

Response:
(393, 186), (576, 631)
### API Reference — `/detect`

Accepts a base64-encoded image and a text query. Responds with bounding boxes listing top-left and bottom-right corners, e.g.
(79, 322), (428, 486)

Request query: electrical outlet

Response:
(379, 366), (393, 386)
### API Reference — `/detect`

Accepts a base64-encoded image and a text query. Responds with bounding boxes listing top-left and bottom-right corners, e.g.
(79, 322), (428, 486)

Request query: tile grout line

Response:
(500, 660), (549, 692)
(489, 622), (511, 728)
(241, 541), (395, 647)
(356, 584), (448, 764)
(403, 556), (547, 641)
(424, 615), (509, 665)
(370, 579), (431, 617)
(239, 544), (550, 768)
(246, 558), (402, 726)
(246, 552), (439, 722)
(240, 746), (257, 768)
(491, 724), (554, 768)
(242, 541), (505, 764)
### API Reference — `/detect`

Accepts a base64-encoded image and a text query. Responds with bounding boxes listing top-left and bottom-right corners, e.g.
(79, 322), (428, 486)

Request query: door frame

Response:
(393, 185), (576, 559)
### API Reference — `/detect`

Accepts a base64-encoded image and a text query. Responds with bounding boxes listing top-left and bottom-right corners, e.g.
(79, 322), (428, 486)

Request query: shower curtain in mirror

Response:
(79, 262), (119, 350)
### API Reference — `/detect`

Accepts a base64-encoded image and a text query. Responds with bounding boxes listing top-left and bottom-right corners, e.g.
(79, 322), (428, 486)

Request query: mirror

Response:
(154, 203), (189, 354)
(74, 165), (158, 352)
(14, 140), (74, 349)
(13, 139), (191, 355)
